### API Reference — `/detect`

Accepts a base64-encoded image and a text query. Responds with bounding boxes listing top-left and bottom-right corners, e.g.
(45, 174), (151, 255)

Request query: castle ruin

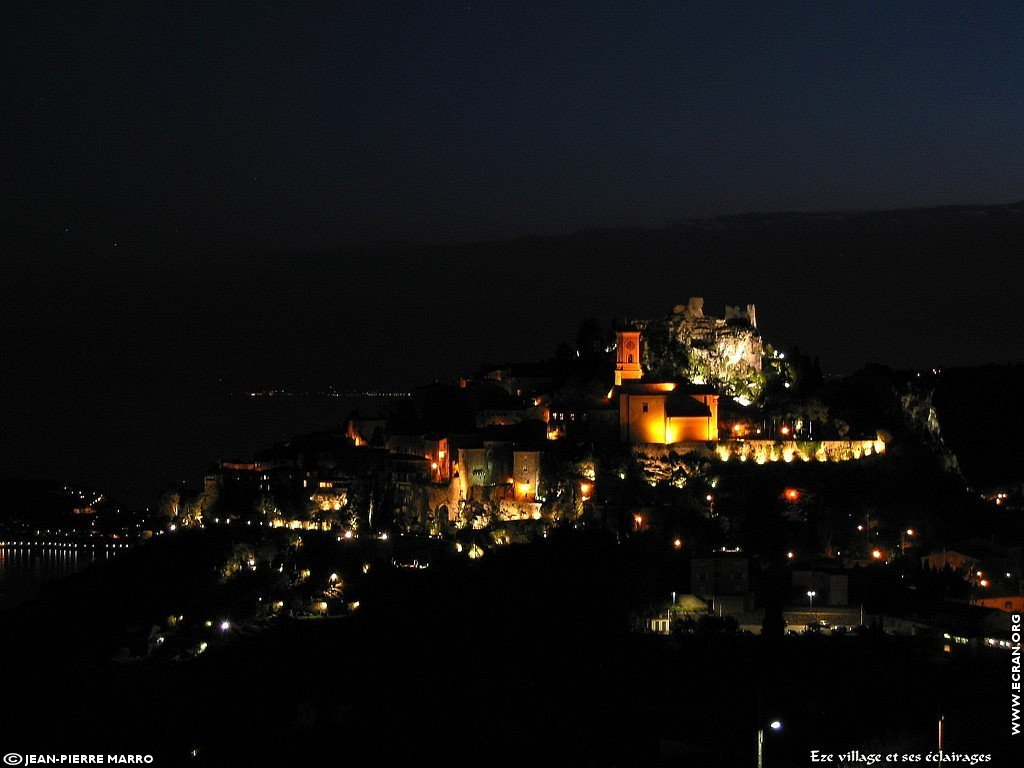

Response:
(642, 297), (765, 396)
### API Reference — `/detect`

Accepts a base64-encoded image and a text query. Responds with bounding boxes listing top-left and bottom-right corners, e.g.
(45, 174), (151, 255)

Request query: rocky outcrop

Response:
(900, 387), (961, 475)
(642, 297), (765, 397)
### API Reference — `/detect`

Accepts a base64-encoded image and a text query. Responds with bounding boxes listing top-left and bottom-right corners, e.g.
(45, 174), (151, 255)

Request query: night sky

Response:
(5, 2), (1024, 250)
(2, 2), (1023, 503)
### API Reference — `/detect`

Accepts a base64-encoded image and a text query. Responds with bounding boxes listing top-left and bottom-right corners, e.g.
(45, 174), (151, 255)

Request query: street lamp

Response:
(807, 590), (816, 612)
(757, 719), (783, 768)
(901, 528), (915, 550)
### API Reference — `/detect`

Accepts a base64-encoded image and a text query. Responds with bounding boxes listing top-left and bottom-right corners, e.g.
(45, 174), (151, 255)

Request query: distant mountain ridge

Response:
(669, 200), (1024, 230)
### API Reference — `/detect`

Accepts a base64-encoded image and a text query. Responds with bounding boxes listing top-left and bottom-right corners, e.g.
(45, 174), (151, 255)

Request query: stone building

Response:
(610, 326), (720, 444)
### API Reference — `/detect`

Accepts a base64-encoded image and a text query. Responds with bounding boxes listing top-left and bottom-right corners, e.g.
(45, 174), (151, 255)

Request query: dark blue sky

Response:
(4, 1), (1022, 252)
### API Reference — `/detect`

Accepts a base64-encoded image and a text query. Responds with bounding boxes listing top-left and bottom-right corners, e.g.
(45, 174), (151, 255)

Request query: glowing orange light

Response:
(787, 551), (794, 559)
(871, 549), (882, 560)
(437, 450), (445, 459)
(780, 425), (791, 436)
(905, 529), (915, 536)
(580, 482), (593, 496)
(783, 488), (801, 502)
(430, 462), (438, 470)
(706, 494), (714, 502)
(673, 538), (683, 550)
(979, 579), (989, 587)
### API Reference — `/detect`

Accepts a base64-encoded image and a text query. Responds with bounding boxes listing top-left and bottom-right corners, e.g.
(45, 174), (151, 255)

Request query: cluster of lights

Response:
(714, 438), (885, 464)
(0, 541), (130, 550)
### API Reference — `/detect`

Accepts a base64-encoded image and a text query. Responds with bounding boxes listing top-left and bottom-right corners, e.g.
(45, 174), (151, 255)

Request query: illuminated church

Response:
(610, 326), (720, 444)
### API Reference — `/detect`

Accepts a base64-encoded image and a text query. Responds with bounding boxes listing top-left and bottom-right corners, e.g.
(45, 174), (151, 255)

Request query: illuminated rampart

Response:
(635, 438), (886, 464)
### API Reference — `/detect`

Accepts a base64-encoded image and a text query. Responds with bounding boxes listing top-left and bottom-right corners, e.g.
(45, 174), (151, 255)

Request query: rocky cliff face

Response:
(900, 386), (961, 476)
(642, 297), (765, 398)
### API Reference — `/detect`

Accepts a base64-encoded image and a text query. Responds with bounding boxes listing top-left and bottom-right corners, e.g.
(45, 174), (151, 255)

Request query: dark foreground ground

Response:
(2, 533), (1021, 767)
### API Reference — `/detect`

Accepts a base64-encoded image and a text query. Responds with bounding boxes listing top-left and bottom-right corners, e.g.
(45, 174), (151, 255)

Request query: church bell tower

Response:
(614, 328), (643, 385)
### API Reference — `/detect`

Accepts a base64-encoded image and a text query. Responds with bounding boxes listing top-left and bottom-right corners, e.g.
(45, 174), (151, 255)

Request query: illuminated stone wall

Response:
(666, 415), (714, 442)
(635, 438), (886, 464)
(512, 450), (541, 501)
(619, 393), (668, 443)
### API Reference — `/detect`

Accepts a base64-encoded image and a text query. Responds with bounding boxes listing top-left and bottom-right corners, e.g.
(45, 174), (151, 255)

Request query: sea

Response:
(0, 544), (113, 610)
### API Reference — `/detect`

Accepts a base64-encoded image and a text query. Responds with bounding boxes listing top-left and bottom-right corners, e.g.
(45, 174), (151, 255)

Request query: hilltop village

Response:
(127, 298), (1020, 656)
(183, 298), (882, 539)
